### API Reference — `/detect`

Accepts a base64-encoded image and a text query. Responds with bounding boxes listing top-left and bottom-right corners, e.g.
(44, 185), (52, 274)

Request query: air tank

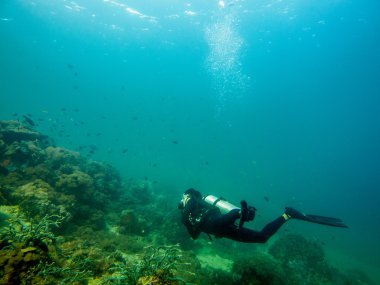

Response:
(203, 194), (240, 214)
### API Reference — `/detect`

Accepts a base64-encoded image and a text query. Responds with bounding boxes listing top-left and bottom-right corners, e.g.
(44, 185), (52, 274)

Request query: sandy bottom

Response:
(196, 252), (234, 272)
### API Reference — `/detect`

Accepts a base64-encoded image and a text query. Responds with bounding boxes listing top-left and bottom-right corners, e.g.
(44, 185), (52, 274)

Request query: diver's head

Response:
(178, 188), (202, 209)
(184, 188), (202, 199)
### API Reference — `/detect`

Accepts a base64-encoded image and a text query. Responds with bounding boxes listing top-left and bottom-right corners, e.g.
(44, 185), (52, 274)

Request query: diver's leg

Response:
(223, 216), (287, 243)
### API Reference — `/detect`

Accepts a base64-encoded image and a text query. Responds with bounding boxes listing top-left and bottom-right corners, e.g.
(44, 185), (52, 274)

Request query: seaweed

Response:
(0, 212), (93, 284)
(102, 244), (186, 285)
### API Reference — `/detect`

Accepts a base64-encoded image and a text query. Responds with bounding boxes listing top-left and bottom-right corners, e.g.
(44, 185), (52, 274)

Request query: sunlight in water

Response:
(205, 12), (250, 117)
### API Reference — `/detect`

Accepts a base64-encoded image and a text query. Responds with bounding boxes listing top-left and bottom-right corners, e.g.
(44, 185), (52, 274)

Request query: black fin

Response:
(304, 214), (348, 228)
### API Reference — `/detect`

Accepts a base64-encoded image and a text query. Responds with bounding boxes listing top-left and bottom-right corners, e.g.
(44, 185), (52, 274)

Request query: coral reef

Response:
(268, 234), (331, 284)
(101, 245), (184, 285)
(13, 179), (73, 219)
(232, 250), (286, 285)
(0, 120), (375, 285)
(119, 209), (145, 235)
(0, 120), (121, 231)
(0, 120), (48, 145)
(0, 208), (83, 284)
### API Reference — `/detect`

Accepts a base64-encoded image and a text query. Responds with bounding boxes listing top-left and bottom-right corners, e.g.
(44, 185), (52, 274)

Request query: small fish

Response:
(172, 140), (179, 144)
(264, 196), (270, 202)
(89, 145), (98, 151)
(23, 115), (35, 126)
(122, 149), (128, 154)
(67, 64), (73, 69)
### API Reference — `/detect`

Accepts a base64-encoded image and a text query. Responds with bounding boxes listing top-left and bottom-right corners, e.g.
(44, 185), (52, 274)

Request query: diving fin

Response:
(285, 207), (348, 228)
(303, 214), (348, 228)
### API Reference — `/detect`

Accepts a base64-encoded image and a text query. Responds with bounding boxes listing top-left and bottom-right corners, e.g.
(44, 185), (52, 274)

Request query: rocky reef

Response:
(0, 120), (375, 284)
(0, 120), (121, 231)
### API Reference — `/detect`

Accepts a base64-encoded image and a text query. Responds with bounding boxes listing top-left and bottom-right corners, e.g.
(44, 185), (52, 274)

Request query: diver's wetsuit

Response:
(182, 198), (286, 243)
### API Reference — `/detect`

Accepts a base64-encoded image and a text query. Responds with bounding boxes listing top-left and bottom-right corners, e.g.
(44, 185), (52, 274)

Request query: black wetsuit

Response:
(182, 199), (286, 243)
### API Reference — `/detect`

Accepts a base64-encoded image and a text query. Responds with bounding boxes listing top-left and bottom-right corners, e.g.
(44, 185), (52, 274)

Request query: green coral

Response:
(101, 245), (184, 285)
(0, 213), (66, 251)
(232, 250), (286, 285)
(268, 234), (331, 284)
(0, 212), (91, 284)
(0, 213), (60, 284)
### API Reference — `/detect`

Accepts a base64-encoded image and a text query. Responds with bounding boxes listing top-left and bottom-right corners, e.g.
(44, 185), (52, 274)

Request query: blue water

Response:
(1, 0), (380, 281)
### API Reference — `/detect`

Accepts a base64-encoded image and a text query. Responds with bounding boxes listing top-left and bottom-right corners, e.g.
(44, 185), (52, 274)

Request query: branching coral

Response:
(37, 260), (91, 284)
(0, 213), (67, 250)
(101, 244), (185, 285)
(0, 211), (95, 284)
(0, 212), (70, 284)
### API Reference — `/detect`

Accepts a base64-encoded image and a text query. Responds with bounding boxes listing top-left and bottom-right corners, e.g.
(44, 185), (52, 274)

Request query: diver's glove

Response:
(239, 200), (256, 229)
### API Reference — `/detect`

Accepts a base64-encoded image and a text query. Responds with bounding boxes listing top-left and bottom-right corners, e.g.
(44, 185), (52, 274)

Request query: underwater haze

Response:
(1, 0), (380, 282)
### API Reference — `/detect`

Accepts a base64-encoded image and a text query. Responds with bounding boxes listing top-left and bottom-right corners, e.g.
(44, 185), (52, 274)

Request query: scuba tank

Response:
(203, 195), (240, 214)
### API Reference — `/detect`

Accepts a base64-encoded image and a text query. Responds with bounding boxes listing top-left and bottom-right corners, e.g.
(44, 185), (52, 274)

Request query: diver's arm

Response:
(186, 224), (201, 240)
(181, 201), (202, 239)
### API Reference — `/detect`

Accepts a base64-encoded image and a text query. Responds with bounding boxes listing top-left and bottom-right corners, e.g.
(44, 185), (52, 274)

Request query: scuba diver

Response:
(178, 188), (348, 243)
